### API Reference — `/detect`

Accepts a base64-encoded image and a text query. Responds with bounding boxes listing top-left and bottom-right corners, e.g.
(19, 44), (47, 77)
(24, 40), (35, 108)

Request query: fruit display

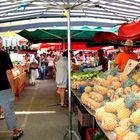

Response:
(72, 67), (140, 139)
(12, 68), (22, 77)
(71, 71), (101, 91)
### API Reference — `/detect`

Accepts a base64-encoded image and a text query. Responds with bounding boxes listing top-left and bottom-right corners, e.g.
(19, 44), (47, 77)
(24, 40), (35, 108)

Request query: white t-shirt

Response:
(48, 57), (54, 67)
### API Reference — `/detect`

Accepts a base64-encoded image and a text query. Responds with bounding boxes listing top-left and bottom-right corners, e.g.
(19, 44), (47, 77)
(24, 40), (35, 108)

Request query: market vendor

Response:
(115, 40), (138, 72)
(97, 49), (108, 72)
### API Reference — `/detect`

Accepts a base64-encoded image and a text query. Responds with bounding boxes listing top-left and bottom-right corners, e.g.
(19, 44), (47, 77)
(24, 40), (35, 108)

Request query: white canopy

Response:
(0, 0), (140, 32)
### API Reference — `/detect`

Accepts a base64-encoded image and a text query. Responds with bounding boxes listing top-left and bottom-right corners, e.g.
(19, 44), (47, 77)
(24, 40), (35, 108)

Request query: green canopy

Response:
(17, 26), (108, 43)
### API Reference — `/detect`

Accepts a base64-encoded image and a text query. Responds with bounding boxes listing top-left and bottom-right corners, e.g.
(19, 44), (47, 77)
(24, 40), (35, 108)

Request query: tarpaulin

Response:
(118, 20), (140, 36)
(92, 32), (140, 44)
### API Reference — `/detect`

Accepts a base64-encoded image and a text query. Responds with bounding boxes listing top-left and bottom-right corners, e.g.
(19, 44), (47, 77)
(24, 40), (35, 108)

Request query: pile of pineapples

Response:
(80, 68), (140, 139)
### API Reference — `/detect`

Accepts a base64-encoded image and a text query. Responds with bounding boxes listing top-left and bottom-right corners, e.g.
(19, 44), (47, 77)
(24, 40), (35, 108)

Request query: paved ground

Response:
(0, 79), (81, 140)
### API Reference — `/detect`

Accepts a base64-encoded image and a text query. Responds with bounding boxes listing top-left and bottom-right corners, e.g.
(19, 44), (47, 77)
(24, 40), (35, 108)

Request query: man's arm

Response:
(6, 69), (17, 93)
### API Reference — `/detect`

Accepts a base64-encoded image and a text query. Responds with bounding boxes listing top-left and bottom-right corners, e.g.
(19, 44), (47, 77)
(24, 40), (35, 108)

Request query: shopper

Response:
(47, 53), (55, 79)
(0, 37), (23, 140)
(29, 55), (39, 86)
(40, 53), (47, 80)
(115, 40), (138, 71)
(56, 51), (68, 107)
(97, 49), (108, 72)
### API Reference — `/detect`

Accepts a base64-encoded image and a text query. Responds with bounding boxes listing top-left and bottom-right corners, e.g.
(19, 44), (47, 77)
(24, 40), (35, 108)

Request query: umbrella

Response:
(17, 26), (108, 44)
(90, 31), (140, 48)
(118, 20), (140, 36)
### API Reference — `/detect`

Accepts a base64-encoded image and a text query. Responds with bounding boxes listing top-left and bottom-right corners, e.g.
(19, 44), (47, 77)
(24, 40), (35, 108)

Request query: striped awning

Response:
(0, 0), (140, 32)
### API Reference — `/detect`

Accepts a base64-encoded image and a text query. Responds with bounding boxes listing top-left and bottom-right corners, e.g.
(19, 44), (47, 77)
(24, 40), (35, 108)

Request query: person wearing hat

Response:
(115, 40), (138, 71)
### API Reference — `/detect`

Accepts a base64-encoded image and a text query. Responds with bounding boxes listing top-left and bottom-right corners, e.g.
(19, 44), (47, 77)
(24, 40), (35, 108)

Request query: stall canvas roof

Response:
(17, 26), (109, 43)
(0, 0), (140, 32)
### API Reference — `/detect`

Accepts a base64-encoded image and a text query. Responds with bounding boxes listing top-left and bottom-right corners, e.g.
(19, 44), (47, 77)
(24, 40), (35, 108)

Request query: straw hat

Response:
(124, 40), (133, 46)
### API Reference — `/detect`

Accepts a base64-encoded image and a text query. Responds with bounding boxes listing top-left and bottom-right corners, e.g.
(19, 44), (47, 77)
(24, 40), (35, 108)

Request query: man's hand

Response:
(6, 69), (17, 93)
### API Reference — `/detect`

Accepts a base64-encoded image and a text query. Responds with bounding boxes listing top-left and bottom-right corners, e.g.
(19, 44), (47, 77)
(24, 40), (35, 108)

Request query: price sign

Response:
(123, 59), (139, 75)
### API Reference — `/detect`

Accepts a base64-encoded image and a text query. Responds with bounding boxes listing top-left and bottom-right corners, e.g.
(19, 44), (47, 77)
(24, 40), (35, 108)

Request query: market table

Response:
(72, 89), (116, 140)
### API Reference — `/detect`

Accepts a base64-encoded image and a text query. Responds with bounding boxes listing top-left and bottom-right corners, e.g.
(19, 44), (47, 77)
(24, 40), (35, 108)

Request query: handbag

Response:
(30, 62), (38, 68)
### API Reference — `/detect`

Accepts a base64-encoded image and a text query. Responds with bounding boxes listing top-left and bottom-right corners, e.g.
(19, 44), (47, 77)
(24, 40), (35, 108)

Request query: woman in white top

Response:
(56, 51), (68, 107)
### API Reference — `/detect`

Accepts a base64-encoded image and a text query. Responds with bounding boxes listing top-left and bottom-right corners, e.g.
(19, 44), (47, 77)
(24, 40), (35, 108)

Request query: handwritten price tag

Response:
(123, 59), (139, 75)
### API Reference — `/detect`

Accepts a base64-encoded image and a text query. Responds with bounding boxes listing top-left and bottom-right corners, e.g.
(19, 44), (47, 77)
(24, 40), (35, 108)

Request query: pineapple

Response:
(89, 92), (104, 102)
(121, 78), (136, 88)
(87, 98), (100, 110)
(123, 131), (139, 140)
(104, 112), (117, 120)
(98, 86), (108, 95)
(101, 116), (117, 131)
(116, 88), (124, 94)
(132, 74), (140, 80)
(131, 85), (140, 92)
(119, 73), (128, 82)
(107, 89), (115, 97)
(80, 93), (89, 105)
(124, 87), (132, 94)
(115, 126), (130, 140)
(95, 107), (106, 121)
(130, 110), (140, 125)
(124, 93), (140, 111)
(119, 118), (131, 127)
(106, 75), (114, 81)
(101, 79), (111, 87)
(95, 109), (117, 122)
(130, 124), (140, 139)
(99, 67), (119, 79)
(113, 76), (120, 82)
(136, 78), (140, 86)
(112, 81), (121, 90)
(117, 107), (131, 120)
(110, 94), (120, 102)
(115, 98), (125, 111)
(104, 102), (118, 113)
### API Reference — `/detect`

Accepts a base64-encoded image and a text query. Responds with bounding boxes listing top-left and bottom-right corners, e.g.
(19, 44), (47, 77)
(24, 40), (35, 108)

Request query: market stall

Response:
(71, 66), (140, 140)
(72, 89), (116, 140)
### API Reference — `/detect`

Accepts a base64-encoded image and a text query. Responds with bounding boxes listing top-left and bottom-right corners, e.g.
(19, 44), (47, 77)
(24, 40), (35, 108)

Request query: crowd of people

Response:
(21, 51), (61, 85)
(22, 50), (68, 107)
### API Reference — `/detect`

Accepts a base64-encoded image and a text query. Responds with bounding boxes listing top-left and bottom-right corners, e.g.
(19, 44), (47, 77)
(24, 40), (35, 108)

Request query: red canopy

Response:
(19, 38), (28, 45)
(40, 43), (63, 50)
(118, 20), (140, 36)
(92, 32), (140, 43)
(31, 42), (105, 50)
(66, 42), (107, 50)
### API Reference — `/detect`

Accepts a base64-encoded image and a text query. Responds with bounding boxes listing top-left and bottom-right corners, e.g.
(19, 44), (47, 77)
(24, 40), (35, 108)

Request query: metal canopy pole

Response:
(63, 5), (81, 140)
(67, 8), (72, 140)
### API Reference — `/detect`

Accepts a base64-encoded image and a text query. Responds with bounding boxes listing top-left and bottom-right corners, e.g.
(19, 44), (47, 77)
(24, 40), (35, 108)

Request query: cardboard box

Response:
(78, 107), (93, 127)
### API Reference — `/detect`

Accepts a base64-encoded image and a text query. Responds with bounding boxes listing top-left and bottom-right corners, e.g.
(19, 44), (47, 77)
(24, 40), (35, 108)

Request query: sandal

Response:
(13, 129), (23, 140)
(61, 104), (68, 108)
(0, 113), (5, 120)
